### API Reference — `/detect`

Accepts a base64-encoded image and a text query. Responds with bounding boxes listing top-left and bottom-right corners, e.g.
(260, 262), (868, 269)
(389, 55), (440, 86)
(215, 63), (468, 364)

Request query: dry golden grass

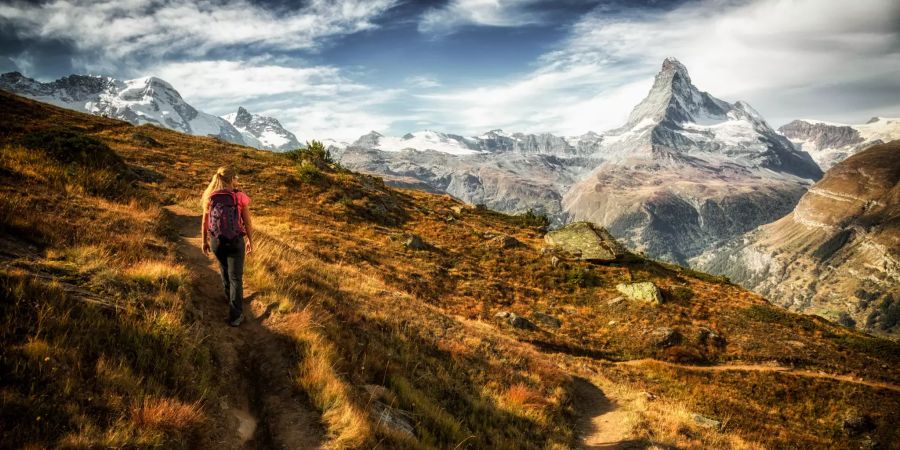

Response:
(131, 397), (204, 431)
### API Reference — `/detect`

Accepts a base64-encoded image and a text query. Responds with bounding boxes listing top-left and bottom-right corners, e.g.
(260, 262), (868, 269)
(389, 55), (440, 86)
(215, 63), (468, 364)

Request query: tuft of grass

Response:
(286, 311), (373, 448)
(125, 261), (189, 291)
(130, 397), (204, 431)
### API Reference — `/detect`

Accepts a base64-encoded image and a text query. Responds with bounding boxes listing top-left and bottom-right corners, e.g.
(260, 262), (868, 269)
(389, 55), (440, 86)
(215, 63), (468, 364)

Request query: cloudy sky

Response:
(1, 0), (898, 141)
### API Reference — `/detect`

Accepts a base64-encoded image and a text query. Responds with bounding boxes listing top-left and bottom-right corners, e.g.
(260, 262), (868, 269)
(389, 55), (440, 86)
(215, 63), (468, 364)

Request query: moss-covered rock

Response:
(544, 221), (624, 261)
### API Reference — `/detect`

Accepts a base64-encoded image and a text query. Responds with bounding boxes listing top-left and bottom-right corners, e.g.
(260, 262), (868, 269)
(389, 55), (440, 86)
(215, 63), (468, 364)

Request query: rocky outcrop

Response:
(779, 120), (863, 152)
(616, 282), (663, 304)
(544, 222), (625, 261)
(695, 140), (900, 336)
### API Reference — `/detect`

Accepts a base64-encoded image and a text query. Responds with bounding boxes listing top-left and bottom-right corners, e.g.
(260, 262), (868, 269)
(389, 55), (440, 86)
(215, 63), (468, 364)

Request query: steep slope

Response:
(1, 91), (898, 450)
(222, 106), (301, 152)
(696, 140), (900, 336)
(780, 117), (900, 170)
(563, 58), (823, 264)
(0, 71), (247, 145)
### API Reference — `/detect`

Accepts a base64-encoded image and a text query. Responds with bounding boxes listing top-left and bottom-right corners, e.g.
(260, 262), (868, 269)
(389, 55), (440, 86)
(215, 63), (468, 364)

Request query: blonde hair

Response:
(202, 166), (237, 210)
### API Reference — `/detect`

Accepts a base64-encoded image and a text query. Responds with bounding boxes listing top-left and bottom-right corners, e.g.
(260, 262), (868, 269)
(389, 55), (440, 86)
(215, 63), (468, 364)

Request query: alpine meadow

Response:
(1, 1), (899, 449)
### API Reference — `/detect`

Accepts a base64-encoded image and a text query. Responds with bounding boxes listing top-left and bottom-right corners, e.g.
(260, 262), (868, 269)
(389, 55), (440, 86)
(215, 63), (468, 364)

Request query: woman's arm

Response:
(241, 205), (253, 254)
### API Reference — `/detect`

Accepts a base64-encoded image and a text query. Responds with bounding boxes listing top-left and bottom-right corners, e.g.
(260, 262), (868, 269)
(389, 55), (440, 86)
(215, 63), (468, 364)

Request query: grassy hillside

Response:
(1, 91), (898, 449)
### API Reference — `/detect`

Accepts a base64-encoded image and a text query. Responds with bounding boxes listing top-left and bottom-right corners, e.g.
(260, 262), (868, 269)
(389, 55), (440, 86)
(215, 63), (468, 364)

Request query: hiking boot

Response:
(228, 314), (244, 327)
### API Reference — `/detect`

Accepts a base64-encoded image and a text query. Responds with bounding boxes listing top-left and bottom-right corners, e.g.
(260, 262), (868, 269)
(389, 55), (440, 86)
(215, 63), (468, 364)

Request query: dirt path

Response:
(572, 378), (646, 449)
(165, 205), (324, 449)
(618, 359), (900, 393)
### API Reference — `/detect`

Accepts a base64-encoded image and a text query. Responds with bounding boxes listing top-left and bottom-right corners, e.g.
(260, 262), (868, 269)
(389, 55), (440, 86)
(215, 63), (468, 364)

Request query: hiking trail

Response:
(573, 378), (645, 449)
(165, 205), (324, 449)
(617, 359), (900, 393)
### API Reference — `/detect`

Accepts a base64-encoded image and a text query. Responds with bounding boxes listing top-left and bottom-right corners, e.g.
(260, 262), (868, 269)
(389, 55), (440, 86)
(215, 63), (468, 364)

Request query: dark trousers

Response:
(210, 235), (245, 321)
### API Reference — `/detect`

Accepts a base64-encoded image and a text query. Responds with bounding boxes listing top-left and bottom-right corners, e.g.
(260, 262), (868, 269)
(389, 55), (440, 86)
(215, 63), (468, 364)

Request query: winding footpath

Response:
(166, 205), (324, 449)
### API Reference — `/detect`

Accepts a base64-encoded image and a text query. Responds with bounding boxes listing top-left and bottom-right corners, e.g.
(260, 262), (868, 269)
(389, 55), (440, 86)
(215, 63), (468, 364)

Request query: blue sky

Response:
(1, 0), (898, 141)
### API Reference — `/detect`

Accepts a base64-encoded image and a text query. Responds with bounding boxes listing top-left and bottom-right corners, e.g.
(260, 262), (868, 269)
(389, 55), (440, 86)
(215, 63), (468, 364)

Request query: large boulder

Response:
(616, 282), (663, 304)
(544, 221), (624, 262)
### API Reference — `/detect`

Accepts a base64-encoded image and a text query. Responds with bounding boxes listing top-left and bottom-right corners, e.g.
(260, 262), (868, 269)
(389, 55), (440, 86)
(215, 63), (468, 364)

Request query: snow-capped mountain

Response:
(339, 129), (605, 222)
(348, 129), (602, 157)
(352, 130), (482, 155)
(563, 58), (823, 263)
(779, 117), (900, 170)
(0, 72), (248, 145)
(222, 106), (301, 152)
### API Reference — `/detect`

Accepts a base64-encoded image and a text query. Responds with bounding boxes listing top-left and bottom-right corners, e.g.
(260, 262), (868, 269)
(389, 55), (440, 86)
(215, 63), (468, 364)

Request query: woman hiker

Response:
(201, 166), (253, 327)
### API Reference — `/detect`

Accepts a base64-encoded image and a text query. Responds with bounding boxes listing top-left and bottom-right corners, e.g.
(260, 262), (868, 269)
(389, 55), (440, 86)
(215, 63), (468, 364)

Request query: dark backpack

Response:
(208, 190), (242, 240)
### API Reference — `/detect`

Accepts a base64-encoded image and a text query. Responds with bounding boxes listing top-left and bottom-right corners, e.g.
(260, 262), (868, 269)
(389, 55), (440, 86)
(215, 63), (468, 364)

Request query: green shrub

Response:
(565, 266), (598, 288)
(512, 209), (550, 228)
(283, 140), (333, 166)
(297, 160), (323, 184)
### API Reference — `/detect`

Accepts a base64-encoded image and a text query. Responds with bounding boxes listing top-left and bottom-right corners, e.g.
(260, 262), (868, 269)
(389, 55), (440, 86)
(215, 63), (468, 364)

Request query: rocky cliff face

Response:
(338, 146), (598, 223)
(562, 58), (822, 264)
(222, 106), (301, 151)
(779, 117), (900, 170)
(695, 140), (900, 336)
(338, 129), (604, 222)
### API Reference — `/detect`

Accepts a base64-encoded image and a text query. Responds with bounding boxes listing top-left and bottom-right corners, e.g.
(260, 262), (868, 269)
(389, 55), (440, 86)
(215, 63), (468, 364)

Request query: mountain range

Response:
(0, 72), (299, 151)
(779, 117), (900, 170)
(3, 90), (898, 448)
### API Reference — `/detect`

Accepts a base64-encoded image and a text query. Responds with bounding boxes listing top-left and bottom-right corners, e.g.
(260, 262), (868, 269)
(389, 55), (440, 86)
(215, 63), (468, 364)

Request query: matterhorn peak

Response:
(620, 57), (731, 128)
(660, 57), (690, 79)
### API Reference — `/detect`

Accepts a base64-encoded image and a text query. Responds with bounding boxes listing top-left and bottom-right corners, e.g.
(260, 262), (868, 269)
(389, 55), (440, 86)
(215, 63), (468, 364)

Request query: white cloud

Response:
(404, 75), (442, 89)
(415, 0), (900, 134)
(143, 59), (402, 141)
(0, 0), (397, 59)
(150, 60), (366, 105)
(418, 0), (544, 34)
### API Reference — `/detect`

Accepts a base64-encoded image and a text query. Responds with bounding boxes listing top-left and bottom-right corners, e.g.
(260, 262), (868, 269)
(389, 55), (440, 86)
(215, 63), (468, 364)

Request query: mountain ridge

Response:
(779, 116), (900, 170)
(695, 139), (900, 336)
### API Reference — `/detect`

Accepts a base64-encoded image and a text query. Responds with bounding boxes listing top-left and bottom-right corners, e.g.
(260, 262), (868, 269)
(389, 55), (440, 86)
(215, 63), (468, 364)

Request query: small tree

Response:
(283, 140), (333, 168)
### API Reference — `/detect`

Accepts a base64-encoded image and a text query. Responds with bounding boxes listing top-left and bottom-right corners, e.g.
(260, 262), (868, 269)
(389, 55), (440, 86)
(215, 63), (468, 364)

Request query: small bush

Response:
(565, 266), (598, 288)
(283, 140), (333, 167)
(511, 209), (551, 228)
(297, 160), (324, 184)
